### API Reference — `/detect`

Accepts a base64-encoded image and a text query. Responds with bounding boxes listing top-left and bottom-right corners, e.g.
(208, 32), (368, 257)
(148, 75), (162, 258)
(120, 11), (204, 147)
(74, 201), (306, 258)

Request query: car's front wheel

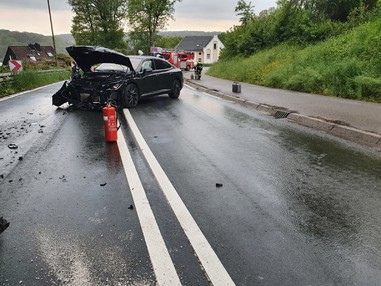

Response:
(123, 83), (140, 108)
(168, 79), (181, 99)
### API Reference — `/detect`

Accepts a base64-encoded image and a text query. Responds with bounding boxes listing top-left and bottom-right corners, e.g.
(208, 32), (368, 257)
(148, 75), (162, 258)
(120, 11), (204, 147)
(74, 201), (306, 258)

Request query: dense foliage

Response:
(220, 0), (380, 59)
(67, 0), (181, 53)
(155, 35), (182, 49)
(208, 0), (381, 102)
(69, 0), (127, 49)
(127, 0), (182, 54)
(208, 14), (381, 102)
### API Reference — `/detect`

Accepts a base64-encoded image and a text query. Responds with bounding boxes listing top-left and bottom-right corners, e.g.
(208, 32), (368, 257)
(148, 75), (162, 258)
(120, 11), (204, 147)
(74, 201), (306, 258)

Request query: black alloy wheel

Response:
(123, 83), (140, 108)
(168, 79), (181, 99)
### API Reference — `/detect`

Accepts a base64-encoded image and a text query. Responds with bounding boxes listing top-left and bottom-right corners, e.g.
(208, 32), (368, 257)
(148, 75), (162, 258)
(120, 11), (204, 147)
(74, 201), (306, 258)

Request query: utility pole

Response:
(47, 0), (58, 66)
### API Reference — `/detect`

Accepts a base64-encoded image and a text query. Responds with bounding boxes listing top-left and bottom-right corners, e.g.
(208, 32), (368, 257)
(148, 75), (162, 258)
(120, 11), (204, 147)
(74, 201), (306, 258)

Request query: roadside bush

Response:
(321, 60), (364, 99)
(0, 70), (70, 98)
(354, 76), (381, 101)
(0, 66), (8, 73)
(208, 16), (381, 102)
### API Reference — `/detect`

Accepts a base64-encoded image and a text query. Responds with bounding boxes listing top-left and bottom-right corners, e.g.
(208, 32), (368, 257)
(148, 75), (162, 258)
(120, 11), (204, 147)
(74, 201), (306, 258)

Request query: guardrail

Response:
(0, 73), (12, 82)
(0, 69), (67, 83)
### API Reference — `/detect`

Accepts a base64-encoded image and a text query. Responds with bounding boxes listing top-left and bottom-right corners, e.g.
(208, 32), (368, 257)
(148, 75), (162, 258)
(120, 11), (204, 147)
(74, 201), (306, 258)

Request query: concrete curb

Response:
(185, 79), (381, 149)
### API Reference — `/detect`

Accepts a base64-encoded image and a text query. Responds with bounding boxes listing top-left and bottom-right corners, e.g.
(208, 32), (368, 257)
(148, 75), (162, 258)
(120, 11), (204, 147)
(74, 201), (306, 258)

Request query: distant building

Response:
(2, 43), (55, 66)
(174, 35), (224, 64)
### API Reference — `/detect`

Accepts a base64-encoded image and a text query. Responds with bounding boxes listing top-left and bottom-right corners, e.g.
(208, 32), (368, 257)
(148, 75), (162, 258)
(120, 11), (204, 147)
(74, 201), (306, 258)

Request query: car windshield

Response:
(130, 58), (143, 70)
(94, 63), (129, 72)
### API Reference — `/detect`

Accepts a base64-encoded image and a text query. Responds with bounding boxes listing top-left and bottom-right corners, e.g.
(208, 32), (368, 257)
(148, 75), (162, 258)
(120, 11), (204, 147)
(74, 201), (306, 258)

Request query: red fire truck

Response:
(151, 48), (194, 70)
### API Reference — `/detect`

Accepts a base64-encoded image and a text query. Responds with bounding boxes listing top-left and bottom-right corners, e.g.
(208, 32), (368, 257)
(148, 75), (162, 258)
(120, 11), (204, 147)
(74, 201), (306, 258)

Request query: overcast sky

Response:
(0, 0), (277, 35)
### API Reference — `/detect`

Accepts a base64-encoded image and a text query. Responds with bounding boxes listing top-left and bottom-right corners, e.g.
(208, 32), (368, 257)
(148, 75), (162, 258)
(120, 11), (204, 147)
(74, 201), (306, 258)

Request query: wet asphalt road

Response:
(1, 82), (381, 285)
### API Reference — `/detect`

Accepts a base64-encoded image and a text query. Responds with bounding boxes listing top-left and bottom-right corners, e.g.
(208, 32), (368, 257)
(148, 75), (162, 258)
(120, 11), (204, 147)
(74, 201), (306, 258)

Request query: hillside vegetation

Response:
(0, 30), (219, 60)
(209, 0), (381, 102)
(0, 30), (74, 59)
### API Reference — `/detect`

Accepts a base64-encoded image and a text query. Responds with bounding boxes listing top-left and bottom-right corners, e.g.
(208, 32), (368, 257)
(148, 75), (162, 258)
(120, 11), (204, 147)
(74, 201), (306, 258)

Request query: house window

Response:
(29, 56), (37, 61)
(207, 54), (211, 60)
(198, 52), (202, 55)
(214, 43), (217, 50)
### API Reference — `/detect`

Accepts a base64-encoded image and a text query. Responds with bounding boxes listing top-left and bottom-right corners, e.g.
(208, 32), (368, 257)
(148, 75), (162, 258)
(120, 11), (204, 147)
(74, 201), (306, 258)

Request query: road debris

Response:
(59, 175), (67, 182)
(128, 205), (134, 210)
(100, 182), (107, 187)
(8, 143), (18, 150)
(0, 217), (10, 234)
(216, 183), (223, 188)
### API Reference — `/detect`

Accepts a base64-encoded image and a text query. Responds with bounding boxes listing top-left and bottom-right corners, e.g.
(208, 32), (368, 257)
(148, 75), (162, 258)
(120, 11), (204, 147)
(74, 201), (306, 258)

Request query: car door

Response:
(139, 59), (160, 95)
(153, 59), (172, 91)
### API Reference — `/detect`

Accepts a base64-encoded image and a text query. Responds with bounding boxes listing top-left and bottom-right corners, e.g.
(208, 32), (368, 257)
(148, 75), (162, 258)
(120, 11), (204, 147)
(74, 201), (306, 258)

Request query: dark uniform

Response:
(195, 62), (203, 79)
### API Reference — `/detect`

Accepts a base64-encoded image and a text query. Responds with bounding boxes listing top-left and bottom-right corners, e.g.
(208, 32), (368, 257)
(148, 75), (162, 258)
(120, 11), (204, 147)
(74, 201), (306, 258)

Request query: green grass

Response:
(208, 17), (381, 102)
(0, 70), (70, 98)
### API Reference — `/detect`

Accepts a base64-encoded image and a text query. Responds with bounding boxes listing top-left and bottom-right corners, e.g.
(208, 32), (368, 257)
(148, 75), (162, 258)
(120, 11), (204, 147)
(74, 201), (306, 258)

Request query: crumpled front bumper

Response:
(52, 81), (70, 107)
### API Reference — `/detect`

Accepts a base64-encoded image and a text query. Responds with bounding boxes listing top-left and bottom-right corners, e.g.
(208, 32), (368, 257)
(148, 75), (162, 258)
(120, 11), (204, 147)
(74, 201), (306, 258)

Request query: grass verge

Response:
(0, 70), (70, 99)
(208, 17), (381, 102)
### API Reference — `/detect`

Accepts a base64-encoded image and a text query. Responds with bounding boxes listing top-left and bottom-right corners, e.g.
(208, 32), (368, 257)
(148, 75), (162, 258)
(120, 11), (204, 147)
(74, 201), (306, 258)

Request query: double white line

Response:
(117, 109), (235, 286)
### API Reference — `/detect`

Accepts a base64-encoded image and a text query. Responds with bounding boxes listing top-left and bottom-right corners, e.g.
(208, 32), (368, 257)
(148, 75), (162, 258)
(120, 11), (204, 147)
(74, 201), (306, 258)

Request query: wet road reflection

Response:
(133, 88), (381, 284)
(222, 94), (381, 250)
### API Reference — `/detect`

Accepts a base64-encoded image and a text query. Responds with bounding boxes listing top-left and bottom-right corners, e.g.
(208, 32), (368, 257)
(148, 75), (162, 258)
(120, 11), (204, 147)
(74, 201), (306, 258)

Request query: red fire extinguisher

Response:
(103, 102), (118, 142)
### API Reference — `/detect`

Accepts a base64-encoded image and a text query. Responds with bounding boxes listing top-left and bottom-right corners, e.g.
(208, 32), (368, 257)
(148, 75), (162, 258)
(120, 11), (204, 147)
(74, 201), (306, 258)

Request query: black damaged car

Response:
(53, 46), (183, 109)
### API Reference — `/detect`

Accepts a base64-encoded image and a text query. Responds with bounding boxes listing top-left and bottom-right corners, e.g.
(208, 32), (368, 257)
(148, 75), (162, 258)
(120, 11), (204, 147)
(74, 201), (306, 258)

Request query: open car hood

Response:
(66, 46), (134, 73)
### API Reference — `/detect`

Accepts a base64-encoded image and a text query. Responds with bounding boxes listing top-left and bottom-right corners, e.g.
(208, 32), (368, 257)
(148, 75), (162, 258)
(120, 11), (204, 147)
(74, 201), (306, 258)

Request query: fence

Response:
(0, 73), (12, 82)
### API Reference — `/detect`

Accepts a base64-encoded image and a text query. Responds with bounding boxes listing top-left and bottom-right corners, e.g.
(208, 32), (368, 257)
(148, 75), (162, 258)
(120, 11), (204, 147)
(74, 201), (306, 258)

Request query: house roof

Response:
(3, 43), (55, 65)
(175, 36), (214, 52)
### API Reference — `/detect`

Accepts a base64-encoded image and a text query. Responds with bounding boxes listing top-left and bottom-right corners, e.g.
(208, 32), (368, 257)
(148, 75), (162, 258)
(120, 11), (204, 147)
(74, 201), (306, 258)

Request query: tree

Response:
(235, 0), (255, 25)
(155, 35), (182, 49)
(69, 0), (127, 50)
(126, 31), (150, 54)
(277, 0), (379, 21)
(127, 0), (182, 54)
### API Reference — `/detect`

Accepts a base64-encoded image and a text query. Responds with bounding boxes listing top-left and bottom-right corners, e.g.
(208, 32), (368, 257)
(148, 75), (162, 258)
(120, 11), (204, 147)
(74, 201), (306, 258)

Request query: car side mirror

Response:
(142, 67), (153, 75)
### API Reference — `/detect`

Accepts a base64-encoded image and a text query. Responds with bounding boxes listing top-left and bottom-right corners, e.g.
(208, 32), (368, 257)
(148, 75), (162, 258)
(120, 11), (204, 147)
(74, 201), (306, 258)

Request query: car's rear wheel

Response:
(168, 79), (181, 99)
(123, 83), (139, 108)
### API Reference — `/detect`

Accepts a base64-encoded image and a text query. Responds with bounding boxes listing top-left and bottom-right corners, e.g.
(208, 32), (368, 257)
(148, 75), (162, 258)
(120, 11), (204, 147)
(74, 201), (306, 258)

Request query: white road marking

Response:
(184, 84), (196, 90)
(123, 109), (236, 286)
(0, 82), (63, 102)
(117, 127), (182, 286)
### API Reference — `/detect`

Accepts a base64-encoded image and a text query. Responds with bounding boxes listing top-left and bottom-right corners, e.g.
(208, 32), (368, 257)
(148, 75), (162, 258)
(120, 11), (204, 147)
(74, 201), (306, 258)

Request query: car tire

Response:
(123, 83), (140, 108)
(168, 79), (181, 99)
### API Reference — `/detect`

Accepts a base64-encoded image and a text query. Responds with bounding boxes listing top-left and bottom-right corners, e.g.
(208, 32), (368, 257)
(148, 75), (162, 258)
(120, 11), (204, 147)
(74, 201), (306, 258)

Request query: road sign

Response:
(9, 60), (23, 72)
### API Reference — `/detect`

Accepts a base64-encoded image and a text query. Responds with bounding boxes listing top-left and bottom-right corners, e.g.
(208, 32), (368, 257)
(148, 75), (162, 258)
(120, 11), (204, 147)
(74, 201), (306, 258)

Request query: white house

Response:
(174, 35), (224, 64)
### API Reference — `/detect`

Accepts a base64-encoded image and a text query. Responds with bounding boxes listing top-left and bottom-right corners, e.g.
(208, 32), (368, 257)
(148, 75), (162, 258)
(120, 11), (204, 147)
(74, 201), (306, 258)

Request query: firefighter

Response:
(195, 61), (203, 79)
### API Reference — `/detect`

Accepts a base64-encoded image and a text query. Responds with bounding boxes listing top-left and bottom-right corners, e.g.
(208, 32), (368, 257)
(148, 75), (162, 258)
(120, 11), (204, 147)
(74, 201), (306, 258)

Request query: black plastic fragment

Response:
(8, 144), (18, 150)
